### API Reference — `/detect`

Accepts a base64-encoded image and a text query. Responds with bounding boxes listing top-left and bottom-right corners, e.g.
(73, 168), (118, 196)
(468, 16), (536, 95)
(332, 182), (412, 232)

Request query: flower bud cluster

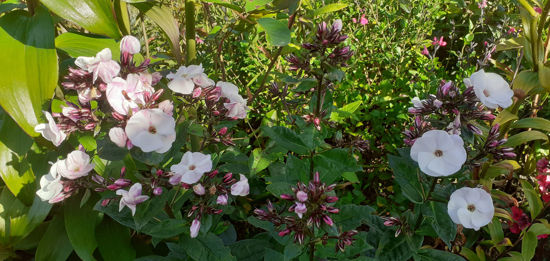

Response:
(483, 124), (516, 160)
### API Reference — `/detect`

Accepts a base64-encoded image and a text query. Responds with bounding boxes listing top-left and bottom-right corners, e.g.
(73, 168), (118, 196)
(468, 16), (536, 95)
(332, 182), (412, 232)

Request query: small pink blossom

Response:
(120, 35), (141, 55)
(75, 48), (120, 83)
(421, 46), (429, 56)
(193, 184), (205, 195)
(478, 0), (487, 9)
(432, 37), (447, 47)
(296, 191), (308, 202)
(157, 100), (174, 116)
(352, 18), (357, 23)
(116, 183), (150, 216)
(109, 127), (128, 148)
(359, 14), (368, 25)
(217, 194), (228, 205)
(230, 174), (249, 196)
(294, 202), (307, 218)
(535, 7), (543, 14)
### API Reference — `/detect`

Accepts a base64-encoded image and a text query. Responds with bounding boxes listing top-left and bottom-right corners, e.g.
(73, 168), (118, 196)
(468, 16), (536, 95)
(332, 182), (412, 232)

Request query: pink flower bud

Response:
(107, 184), (120, 191)
(120, 35), (141, 55)
(114, 178), (131, 187)
(193, 184), (205, 195)
(278, 229), (291, 237)
(280, 194), (294, 200)
(192, 87), (202, 98)
(322, 215), (334, 226)
(218, 127), (228, 136)
(101, 199), (111, 207)
(151, 89), (164, 102)
(120, 166), (126, 177)
(217, 194), (228, 205)
(109, 127), (128, 148)
(223, 173), (233, 183)
(326, 196), (338, 203)
(153, 187), (163, 196)
(190, 219), (201, 238)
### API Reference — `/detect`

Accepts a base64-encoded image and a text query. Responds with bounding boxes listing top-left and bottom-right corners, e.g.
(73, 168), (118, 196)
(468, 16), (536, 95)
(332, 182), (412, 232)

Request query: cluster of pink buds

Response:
(483, 124), (516, 160)
(92, 167), (132, 192)
(254, 172), (357, 252)
(408, 81), (495, 132)
(403, 116), (431, 146)
(536, 158), (550, 202)
(61, 67), (106, 104)
(51, 102), (99, 134)
(302, 114), (322, 131)
(211, 127), (235, 146)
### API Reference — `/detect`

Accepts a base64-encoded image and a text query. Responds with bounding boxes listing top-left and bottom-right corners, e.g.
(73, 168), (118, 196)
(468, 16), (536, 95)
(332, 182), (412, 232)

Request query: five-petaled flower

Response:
(410, 130), (467, 177)
(36, 162), (65, 203)
(57, 150), (95, 180)
(75, 48), (120, 83)
(231, 174), (250, 196)
(35, 111), (67, 147)
(125, 108), (176, 153)
(170, 151), (213, 185)
(447, 187), (494, 231)
(116, 183), (150, 216)
(464, 69), (514, 109)
(166, 64), (209, 95)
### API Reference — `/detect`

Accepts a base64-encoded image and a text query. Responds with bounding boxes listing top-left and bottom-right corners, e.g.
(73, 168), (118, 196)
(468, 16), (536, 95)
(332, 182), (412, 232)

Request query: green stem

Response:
(185, 0), (197, 65)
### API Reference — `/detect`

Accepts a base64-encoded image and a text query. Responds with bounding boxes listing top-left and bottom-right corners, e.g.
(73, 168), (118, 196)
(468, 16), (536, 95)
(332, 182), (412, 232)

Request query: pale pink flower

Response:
(296, 191), (308, 202)
(360, 14), (368, 25)
(57, 150), (95, 180)
(230, 174), (249, 196)
(169, 152), (212, 185)
(36, 162), (65, 203)
(166, 64), (204, 95)
(34, 111), (66, 147)
(217, 194), (228, 205)
(193, 184), (206, 195)
(75, 48), (120, 83)
(106, 74), (154, 115)
(157, 100), (174, 116)
(421, 46), (429, 56)
(125, 109), (176, 153)
(116, 183), (150, 216)
(294, 202), (307, 218)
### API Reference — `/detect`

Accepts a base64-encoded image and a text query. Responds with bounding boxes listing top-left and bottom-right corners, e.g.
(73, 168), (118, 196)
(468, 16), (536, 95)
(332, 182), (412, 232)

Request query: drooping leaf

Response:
(521, 231), (537, 261)
(35, 216), (73, 261)
(96, 217), (136, 261)
(131, 2), (182, 63)
(423, 201), (457, 248)
(261, 126), (309, 155)
(257, 18), (291, 47)
(0, 6), (58, 137)
(313, 148), (361, 184)
(41, 0), (122, 39)
(388, 149), (426, 204)
(521, 180), (543, 218)
(510, 117), (550, 132)
(56, 32), (121, 59)
(64, 195), (99, 261)
(503, 130), (548, 147)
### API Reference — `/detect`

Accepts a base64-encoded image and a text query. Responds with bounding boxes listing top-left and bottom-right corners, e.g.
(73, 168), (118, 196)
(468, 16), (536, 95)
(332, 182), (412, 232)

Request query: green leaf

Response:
(249, 148), (277, 175)
(495, 110), (518, 126)
(35, 216), (73, 261)
(0, 189), (51, 245)
(529, 223), (550, 236)
(313, 148), (361, 184)
(513, 70), (540, 95)
(487, 216), (504, 244)
(96, 217), (136, 261)
(521, 180), (544, 218)
(41, 0), (122, 39)
(257, 18), (291, 47)
(56, 32), (121, 59)
(0, 109), (35, 202)
(330, 101), (362, 122)
(172, 233), (236, 261)
(132, 2), (182, 63)
(496, 37), (525, 52)
(230, 239), (271, 261)
(521, 231), (537, 261)
(64, 195), (99, 261)
(459, 248), (479, 261)
(141, 219), (188, 239)
(332, 205), (376, 231)
(424, 201), (457, 248)
(245, 0), (272, 12)
(538, 62), (550, 90)
(0, 6), (58, 137)
(388, 150), (426, 204)
(503, 130), (548, 147)
(415, 248), (465, 261)
(510, 117), (550, 132)
(261, 126), (309, 155)
(313, 3), (348, 16)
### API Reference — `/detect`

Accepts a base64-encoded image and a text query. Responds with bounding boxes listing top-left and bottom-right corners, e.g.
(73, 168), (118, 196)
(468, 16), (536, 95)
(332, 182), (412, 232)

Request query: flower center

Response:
(467, 204), (476, 212)
(148, 126), (157, 134)
(189, 165), (196, 171)
(483, 89), (490, 97)
(434, 150), (443, 157)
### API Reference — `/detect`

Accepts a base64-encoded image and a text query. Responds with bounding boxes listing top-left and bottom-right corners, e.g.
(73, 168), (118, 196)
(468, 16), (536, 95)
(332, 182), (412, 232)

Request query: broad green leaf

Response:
(0, 109), (35, 202)
(459, 248), (480, 261)
(64, 195), (99, 261)
(230, 239), (271, 261)
(415, 248), (465, 261)
(132, 2), (182, 63)
(313, 148), (361, 184)
(0, 6), (58, 137)
(313, 3), (348, 17)
(496, 37), (525, 52)
(332, 205), (375, 231)
(96, 217), (136, 261)
(141, 219), (188, 239)
(521, 180), (543, 218)
(0, 189), (51, 246)
(529, 223), (550, 236)
(56, 32), (120, 59)
(499, 251), (523, 261)
(510, 117), (550, 132)
(494, 110), (518, 126)
(330, 101), (362, 122)
(249, 148), (276, 175)
(257, 18), (291, 46)
(424, 201), (457, 248)
(245, 0), (272, 12)
(503, 130), (548, 147)
(521, 231), (537, 261)
(171, 233), (236, 261)
(388, 150), (426, 204)
(538, 62), (550, 90)
(513, 70), (539, 94)
(261, 126), (309, 155)
(487, 216), (504, 244)
(35, 216), (73, 261)
(41, 0), (122, 39)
